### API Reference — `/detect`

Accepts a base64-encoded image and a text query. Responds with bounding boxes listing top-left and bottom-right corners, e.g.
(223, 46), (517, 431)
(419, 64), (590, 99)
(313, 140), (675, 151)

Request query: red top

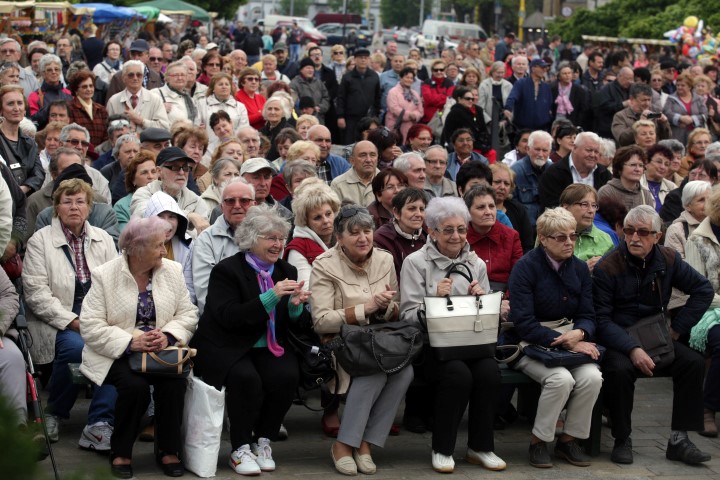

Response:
(235, 89), (267, 130)
(466, 221), (523, 284)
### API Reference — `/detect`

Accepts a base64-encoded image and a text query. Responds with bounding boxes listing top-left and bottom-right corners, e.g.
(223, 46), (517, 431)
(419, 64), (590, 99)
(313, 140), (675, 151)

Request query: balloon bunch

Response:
(663, 15), (717, 61)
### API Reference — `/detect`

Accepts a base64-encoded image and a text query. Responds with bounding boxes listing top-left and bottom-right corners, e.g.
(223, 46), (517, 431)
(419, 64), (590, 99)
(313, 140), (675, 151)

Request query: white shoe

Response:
(465, 449), (507, 471)
(229, 445), (261, 476)
(251, 437), (276, 472)
(432, 451), (455, 473)
(44, 414), (59, 443)
(78, 422), (113, 451)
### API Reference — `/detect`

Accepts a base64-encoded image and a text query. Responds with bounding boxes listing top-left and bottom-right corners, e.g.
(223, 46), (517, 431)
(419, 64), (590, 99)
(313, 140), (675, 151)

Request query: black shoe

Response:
(529, 441), (552, 468)
(666, 438), (711, 465)
(611, 438), (633, 464)
(157, 451), (185, 477)
(110, 463), (133, 479)
(554, 439), (591, 467)
(403, 414), (426, 434)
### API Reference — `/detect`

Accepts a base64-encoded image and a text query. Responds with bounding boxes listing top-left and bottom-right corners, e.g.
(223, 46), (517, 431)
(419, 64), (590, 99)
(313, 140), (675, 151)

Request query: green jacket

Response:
(575, 224), (614, 262)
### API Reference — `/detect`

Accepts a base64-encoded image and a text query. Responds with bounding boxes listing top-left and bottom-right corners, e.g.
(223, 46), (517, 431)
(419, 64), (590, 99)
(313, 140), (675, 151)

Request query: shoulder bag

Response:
(129, 346), (196, 378)
(519, 318), (605, 367)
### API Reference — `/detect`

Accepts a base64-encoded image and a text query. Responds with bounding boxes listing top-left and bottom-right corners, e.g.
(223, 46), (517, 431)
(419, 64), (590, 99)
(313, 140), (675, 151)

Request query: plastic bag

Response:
(182, 374), (225, 477)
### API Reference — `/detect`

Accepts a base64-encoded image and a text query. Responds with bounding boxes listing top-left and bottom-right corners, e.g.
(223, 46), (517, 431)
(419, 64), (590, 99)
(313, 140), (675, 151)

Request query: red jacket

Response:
(421, 78), (455, 123)
(467, 221), (522, 284)
(235, 89), (266, 130)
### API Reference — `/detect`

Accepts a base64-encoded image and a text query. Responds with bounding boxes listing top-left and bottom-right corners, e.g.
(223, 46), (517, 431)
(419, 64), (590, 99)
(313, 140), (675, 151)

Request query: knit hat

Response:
(52, 163), (93, 194)
(299, 57), (315, 70)
(298, 96), (315, 110)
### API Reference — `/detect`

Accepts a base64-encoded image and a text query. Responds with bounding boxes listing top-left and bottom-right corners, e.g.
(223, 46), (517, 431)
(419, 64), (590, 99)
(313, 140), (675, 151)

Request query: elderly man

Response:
(237, 126), (261, 158)
(307, 125), (350, 185)
(56, 124), (111, 202)
(337, 48), (381, 144)
(228, 49), (248, 87)
(100, 133), (141, 204)
(240, 158), (292, 219)
(139, 127), (171, 156)
(507, 54), (529, 84)
(0, 38), (39, 97)
(539, 131), (612, 209)
(106, 39), (163, 98)
(595, 66), (634, 139)
(192, 178), (255, 314)
(272, 42), (299, 79)
(423, 146), (457, 197)
(93, 116), (130, 168)
(179, 55), (207, 101)
(612, 83), (670, 147)
(393, 152), (427, 190)
(593, 205), (713, 466)
(505, 59), (553, 132)
(107, 60), (169, 133)
(130, 146), (210, 233)
(512, 130), (552, 226)
(331, 141), (378, 206)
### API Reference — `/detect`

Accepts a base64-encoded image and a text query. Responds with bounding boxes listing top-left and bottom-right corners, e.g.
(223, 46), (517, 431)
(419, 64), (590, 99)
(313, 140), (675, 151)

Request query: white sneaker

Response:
(229, 445), (261, 476)
(251, 437), (276, 472)
(432, 451), (455, 473)
(78, 422), (113, 451)
(44, 414), (59, 443)
(465, 449), (507, 471)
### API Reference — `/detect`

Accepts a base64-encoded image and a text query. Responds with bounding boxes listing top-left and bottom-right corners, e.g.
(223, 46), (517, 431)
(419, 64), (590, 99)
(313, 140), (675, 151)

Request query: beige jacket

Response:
(685, 217), (720, 309)
(130, 180), (210, 222)
(640, 175), (676, 206)
(330, 168), (377, 207)
(106, 87), (170, 133)
(309, 246), (399, 393)
(22, 218), (117, 364)
(79, 257), (198, 385)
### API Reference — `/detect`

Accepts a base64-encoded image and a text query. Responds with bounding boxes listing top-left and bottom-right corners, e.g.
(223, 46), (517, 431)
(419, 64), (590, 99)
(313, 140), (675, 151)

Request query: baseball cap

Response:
(156, 146), (195, 166)
(240, 158), (278, 175)
(273, 42), (287, 52)
(205, 42), (218, 50)
(130, 39), (150, 53)
(530, 58), (549, 68)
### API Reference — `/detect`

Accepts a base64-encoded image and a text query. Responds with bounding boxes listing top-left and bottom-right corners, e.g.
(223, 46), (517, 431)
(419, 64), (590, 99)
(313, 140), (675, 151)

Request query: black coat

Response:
(440, 103), (490, 151)
(504, 198), (534, 254)
(538, 154), (612, 210)
(190, 253), (306, 389)
(551, 81), (592, 131)
(593, 80), (629, 138)
(336, 68), (380, 119)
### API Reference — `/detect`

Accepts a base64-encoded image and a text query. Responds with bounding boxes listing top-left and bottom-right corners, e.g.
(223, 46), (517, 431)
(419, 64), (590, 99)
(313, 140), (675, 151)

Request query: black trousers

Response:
(424, 352), (500, 455)
(103, 357), (186, 459)
(601, 341), (705, 442)
(226, 348), (298, 450)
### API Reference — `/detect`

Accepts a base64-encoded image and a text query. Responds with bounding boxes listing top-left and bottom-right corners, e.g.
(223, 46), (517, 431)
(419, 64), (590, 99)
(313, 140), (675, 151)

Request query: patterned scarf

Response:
(402, 85), (419, 106)
(168, 84), (197, 123)
(245, 252), (284, 357)
(556, 83), (574, 115)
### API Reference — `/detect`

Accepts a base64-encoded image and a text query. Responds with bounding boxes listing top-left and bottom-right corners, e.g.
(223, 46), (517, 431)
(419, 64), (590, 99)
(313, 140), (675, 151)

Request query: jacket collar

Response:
(693, 217), (720, 246)
(422, 237), (478, 272)
(49, 217), (105, 248)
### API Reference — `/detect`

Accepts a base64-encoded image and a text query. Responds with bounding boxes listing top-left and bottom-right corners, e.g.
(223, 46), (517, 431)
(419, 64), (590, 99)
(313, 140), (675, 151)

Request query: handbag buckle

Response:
(474, 320), (484, 332)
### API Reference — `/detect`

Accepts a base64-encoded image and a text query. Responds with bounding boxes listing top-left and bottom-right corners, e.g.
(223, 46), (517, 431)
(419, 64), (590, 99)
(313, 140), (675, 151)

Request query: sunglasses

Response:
(67, 138), (90, 148)
(462, 96), (474, 101)
(149, 57), (163, 62)
(126, 72), (143, 78)
(245, 77), (259, 82)
(163, 163), (192, 172)
(547, 233), (578, 243)
(622, 227), (657, 237)
(110, 119), (130, 128)
(433, 68), (445, 72)
(207, 62), (221, 67)
(222, 197), (254, 207)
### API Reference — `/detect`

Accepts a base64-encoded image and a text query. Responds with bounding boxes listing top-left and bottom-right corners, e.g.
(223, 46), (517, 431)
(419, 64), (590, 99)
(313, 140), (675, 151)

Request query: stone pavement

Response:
(39, 377), (720, 480)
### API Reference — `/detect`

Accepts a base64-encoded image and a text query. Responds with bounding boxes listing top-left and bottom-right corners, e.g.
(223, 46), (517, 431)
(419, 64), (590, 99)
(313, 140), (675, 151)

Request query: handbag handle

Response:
(369, 328), (420, 375)
(148, 349), (195, 367)
(444, 263), (475, 311)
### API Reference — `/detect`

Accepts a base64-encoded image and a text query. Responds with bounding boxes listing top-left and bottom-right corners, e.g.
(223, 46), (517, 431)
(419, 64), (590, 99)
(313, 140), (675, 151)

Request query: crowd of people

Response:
(0, 19), (720, 479)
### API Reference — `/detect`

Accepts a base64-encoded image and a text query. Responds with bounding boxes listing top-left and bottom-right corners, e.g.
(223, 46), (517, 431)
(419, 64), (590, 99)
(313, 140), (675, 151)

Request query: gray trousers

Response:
(515, 356), (602, 443)
(0, 337), (27, 425)
(337, 366), (414, 448)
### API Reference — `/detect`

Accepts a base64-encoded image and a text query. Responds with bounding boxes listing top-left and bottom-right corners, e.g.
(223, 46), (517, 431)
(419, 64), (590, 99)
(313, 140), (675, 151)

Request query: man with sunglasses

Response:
(106, 39), (163, 99)
(57, 123), (110, 203)
(107, 60), (169, 134)
(593, 205), (714, 466)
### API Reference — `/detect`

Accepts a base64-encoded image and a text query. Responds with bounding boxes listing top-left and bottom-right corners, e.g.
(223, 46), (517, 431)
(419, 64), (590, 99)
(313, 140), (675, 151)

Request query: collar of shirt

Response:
(61, 221), (87, 245)
(569, 155), (597, 184)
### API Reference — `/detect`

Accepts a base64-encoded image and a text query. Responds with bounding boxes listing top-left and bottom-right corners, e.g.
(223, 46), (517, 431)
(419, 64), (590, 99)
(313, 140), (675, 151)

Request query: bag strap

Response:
(147, 348), (195, 367)
(369, 328), (420, 375)
(443, 263), (474, 310)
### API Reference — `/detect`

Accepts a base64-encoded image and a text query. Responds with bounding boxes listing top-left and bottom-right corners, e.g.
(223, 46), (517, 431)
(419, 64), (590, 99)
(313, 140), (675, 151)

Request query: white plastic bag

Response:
(182, 374), (225, 477)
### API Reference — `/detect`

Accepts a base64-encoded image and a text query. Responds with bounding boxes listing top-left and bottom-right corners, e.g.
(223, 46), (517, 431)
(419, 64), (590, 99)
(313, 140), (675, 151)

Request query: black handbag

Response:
(287, 319), (337, 392)
(625, 276), (675, 370)
(128, 346), (196, 378)
(328, 320), (423, 377)
(523, 344), (606, 367)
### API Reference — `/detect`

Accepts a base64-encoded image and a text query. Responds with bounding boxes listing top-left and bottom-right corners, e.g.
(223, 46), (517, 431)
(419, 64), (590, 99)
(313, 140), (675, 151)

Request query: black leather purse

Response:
(128, 346), (196, 378)
(625, 276), (675, 370)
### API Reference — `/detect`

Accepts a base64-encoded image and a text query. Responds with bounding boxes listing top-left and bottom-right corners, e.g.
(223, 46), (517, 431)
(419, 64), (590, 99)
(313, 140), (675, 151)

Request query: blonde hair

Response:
(536, 207), (577, 238)
(292, 180), (341, 228)
(296, 114), (320, 131)
(286, 140), (320, 162)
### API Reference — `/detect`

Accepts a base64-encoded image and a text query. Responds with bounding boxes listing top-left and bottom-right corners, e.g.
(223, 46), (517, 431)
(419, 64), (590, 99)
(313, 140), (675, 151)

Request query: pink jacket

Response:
(385, 83), (423, 143)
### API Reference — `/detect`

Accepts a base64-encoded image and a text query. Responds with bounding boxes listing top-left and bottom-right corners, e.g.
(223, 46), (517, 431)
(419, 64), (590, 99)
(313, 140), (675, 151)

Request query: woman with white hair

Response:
(478, 61), (513, 124)
(28, 53), (72, 126)
(200, 157), (242, 211)
(665, 180), (712, 258)
(259, 96), (292, 160)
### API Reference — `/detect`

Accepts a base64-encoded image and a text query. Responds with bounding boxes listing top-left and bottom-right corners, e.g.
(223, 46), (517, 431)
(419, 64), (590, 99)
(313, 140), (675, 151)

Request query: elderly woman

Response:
(79, 216), (198, 479)
(367, 168), (408, 229)
(174, 125), (209, 180)
(157, 61), (198, 126)
(664, 72), (708, 146)
(399, 196), (503, 473)
(196, 51), (224, 86)
(260, 54), (290, 87)
(191, 205), (310, 475)
(310, 205), (412, 476)
(198, 138), (246, 193)
(422, 59), (455, 124)
(665, 180), (711, 258)
(465, 185), (522, 290)
(385, 67), (424, 144)
(551, 61), (590, 131)
(23, 179), (118, 450)
(490, 162), (534, 253)
(478, 62), (512, 125)
(115, 150), (158, 232)
(235, 67), (267, 130)
(679, 127), (712, 178)
(28, 54), (72, 125)
(598, 145), (655, 211)
(270, 140), (320, 202)
(694, 74), (720, 135)
(290, 58), (330, 124)
(296, 114), (320, 140)
(68, 70), (108, 147)
(402, 124), (434, 154)
(92, 40), (122, 84)
(196, 72), (250, 144)
(550, 124), (576, 163)
(505, 207), (603, 468)
(641, 144), (678, 212)
(200, 157), (242, 211)
(684, 187), (720, 438)
(560, 184), (615, 271)
(0, 61), (20, 86)
(632, 119), (658, 150)
(441, 86), (490, 153)
(259, 96), (292, 160)
(0, 85), (43, 194)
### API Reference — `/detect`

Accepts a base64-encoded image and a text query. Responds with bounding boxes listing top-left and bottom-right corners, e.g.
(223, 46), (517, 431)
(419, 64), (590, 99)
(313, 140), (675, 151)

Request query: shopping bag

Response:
(182, 374), (225, 477)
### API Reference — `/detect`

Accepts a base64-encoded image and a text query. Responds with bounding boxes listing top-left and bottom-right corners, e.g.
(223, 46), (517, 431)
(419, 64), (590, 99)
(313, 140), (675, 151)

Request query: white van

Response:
(260, 15), (314, 32)
(422, 20), (486, 42)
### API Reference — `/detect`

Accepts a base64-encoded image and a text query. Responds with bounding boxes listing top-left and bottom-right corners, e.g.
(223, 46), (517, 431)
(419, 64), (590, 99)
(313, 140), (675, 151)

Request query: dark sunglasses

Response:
(547, 233), (579, 243)
(622, 227), (657, 237)
(149, 57), (163, 62)
(163, 163), (192, 172)
(433, 68), (445, 72)
(222, 197), (254, 207)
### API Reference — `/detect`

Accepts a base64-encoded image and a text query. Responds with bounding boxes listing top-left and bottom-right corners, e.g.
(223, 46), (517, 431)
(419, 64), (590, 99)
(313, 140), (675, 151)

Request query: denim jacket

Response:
(511, 155), (549, 226)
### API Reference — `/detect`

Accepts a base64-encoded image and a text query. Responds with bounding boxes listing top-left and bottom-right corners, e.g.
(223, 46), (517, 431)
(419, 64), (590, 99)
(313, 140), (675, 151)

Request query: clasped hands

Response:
(551, 329), (601, 360)
(131, 329), (168, 353)
(272, 279), (312, 306)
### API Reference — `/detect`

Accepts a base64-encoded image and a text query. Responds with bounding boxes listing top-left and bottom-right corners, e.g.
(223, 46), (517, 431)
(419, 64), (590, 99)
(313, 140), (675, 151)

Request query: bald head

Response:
(351, 140), (378, 180)
(308, 125), (333, 160)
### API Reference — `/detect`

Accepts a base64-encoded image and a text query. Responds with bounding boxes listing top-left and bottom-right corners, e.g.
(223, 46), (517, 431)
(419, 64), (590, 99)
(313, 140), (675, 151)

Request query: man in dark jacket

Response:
(538, 131), (611, 209)
(593, 205), (713, 466)
(504, 58), (553, 132)
(593, 66), (633, 138)
(336, 49), (380, 145)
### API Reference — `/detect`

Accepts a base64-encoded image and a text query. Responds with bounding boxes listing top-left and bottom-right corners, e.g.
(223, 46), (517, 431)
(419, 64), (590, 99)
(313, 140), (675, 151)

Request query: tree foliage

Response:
(279, 0), (311, 16)
(549, 0), (720, 44)
(327, 0), (366, 15)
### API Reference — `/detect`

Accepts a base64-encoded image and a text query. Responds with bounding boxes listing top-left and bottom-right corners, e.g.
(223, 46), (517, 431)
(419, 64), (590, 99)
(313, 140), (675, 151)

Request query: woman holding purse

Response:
(385, 67), (423, 144)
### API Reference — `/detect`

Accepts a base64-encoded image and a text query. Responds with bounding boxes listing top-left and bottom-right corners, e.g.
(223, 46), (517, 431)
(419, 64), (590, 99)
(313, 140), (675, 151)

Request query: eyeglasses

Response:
(383, 183), (407, 193)
(432, 68), (445, 72)
(60, 199), (88, 208)
(651, 159), (671, 167)
(258, 235), (287, 244)
(625, 162), (645, 170)
(573, 201), (598, 210)
(244, 77), (259, 82)
(426, 159), (447, 166)
(163, 163), (192, 172)
(338, 206), (369, 220)
(622, 227), (657, 237)
(67, 138), (90, 148)
(222, 197), (255, 207)
(149, 57), (163, 62)
(45, 67), (61, 73)
(78, 83), (94, 89)
(206, 62), (221, 67)
(435, 226), (468, 236)
(547, 233), (578, 243)
(462, 96), (474, 101)
(126, 72), (143, 78)
(332, 51), (344, 55)
(0, 49), (17, 54)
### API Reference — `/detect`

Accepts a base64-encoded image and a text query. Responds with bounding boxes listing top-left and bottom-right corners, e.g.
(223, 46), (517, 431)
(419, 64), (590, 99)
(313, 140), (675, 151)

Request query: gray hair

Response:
(574, 131), (601, 149)
(165, 61), (188, 75)
(556, 60), (572, 72)
(600, 138), (616, 160)
(489, 61), (506, 75)
(657, 138), (685, 156)
(39, 54), (62, 74)
(394, 152), (424, 173)
(211, 157), (242, 180)
(528, 130), (553, 149)
(112, 133), (140, 158)
(0, 38), (20, 52)
(682, 180), (712, 208)
(122, 59), (145, 75)
(234, 203), (291, 250)
(263, 95), (292, 120)
(624, 205), (662, 231)
(425, 197), (470, 231)
(511, 55), (527, 67)
(283, 159), (317, 184)
(705, 141), (720, 158)
(333, 204), (374, 236)
(220, 176), (254, 199)
(59, 123), (89, 143)
(425, 145), (448, 159)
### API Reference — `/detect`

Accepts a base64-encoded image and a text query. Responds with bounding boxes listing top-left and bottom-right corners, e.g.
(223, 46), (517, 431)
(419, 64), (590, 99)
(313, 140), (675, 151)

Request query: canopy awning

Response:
(71, 3), (144, 23)
(133, 0), (209, 22)
(0, 1), (36, 14)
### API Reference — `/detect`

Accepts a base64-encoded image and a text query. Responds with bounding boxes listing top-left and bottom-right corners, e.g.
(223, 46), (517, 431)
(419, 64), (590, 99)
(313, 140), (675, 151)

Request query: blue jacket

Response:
(325, 153), (351, 180)
(511, 155), (548, 226)
(505, 246), (596, 347)
(445, 152), (488, 181)
(505, 77), (553, 131)
(593, 242), (713, 355)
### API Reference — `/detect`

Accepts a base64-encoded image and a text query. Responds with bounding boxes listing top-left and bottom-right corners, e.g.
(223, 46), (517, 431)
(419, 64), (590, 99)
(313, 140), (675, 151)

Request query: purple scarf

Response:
(245, 252), (284, 357)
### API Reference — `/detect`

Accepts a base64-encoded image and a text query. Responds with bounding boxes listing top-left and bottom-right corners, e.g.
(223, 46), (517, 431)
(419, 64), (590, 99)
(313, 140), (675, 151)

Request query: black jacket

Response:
(551, 81), (592, 131)
(504, 198), (534, 254)
(0, 130), (43, 194)
(593, 80), (629, 138)
(440, 103), (490, 151)
(538, 154), (612, 210)
(336, 68), (380, 119)
(0, 162), (27, 249)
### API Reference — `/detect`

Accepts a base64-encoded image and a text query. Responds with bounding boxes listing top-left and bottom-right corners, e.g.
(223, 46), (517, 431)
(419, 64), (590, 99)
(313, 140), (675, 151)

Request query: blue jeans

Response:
(47, 329), (117, 424)
(289, 43), (301, 63)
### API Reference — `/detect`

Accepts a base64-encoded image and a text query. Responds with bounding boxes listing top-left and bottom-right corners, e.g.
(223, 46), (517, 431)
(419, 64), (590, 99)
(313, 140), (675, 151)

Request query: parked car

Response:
(318, 23), (369, 47)
(272, 22), (327, 45)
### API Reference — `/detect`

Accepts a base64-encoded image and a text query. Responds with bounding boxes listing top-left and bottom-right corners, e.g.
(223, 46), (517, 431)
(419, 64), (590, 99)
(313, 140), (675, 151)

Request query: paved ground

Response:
(36, 377), (720, 480)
